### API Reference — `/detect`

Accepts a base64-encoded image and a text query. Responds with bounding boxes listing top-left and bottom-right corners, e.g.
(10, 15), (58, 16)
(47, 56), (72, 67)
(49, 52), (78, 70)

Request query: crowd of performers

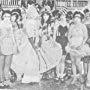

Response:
(0, 0), (90, 88)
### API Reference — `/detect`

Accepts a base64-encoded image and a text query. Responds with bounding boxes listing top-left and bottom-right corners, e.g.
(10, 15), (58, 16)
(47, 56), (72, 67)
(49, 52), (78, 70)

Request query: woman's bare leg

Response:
(84, 63), (88, 75)
(60, 55), (65, 78)
(0, 55), (5, 82)
(56, 55), (66, 79)
(76, 57), (83, 75)
(4, 55), (13, 80)
(86, 63), (90, 87)
(71, 55), (77, 84)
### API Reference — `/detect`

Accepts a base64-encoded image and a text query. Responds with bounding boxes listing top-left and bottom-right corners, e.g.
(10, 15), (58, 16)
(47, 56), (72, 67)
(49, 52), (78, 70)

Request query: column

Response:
(71, 0), (73, 7)
(13, 0), (15, 5)
(0, 0), (1, 4)
(6, 0), (8, 6)
(56, 0), (58, 7)
(5, 0), (6, 5)
(8, 0), (11, 6)
(1, 0), (2, 5)
(18, 0), (21, 6)
(54, 0), (56, 9)
(8, 0), (9, 6)
(4, 0), (5, 5)
(3, 0), (4, 5)
(6, 0), (8, 5)
(11, 0), (13, 5)
(16, 0), (18, 5)
(15, 0), (16, 5)
(77, 0), (79, 7)
(12, 0), (13, 5)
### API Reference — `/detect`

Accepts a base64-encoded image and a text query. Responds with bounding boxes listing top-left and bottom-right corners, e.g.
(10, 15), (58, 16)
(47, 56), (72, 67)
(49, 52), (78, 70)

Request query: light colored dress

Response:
(25, 19), (39, 38)
(11, 29), (41, 83)
(11, 23), (62, 83)
(0, 20), (16, 55)
(66, 23), (90, 57)
(25, 4), (40, 39)
(38, 36), (62, 73)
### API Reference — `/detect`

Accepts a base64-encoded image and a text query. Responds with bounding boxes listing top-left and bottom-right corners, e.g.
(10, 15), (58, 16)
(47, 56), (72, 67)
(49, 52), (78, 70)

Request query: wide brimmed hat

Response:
(52, 10), (59, 17)
(40, 9), (52, 17)
(2, 10), (11, 17)
(73, 11), (84, 20)
(11, 9), (21, 16)
(66, 11), (73, 20)
(40, 5), (52, 15)
(83, 8), (89, 14)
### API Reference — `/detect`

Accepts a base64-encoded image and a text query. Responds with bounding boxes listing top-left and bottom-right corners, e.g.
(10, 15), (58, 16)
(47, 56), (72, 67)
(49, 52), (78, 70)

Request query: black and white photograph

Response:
(0, 0), (90, 90)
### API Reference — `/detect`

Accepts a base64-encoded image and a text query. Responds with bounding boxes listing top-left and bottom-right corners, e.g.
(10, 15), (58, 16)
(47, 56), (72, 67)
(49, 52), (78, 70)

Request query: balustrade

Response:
(0, 0), (20, 8)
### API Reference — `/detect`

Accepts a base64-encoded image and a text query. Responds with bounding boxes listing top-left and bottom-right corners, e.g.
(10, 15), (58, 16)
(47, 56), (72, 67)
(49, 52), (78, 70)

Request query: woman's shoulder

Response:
(69, 23), (75, 29)
(15, 29), (28, 41)
(80, 23), (87, 29)
(0, 21), (12, 31)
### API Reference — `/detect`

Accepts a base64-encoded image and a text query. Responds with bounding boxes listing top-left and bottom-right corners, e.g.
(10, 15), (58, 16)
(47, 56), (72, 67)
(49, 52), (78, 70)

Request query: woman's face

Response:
(86, 13), (90, 20)
(60, 14), (66, 22)
(43, 13), (49, 22)
(22, 12), (26, 19)
(17, 15), (21, 22)
(11, 15), (16, 22)
(3, 13), (11, 20)
(74, 16), (81, 23)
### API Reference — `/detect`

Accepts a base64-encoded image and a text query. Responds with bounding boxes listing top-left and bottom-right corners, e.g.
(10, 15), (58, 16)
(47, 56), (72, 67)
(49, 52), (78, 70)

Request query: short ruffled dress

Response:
(11, 29), (41, 83)
(38, 36), (62, 73)
(0, 20), (17, 55)
(66, 24), (90, 58)
(56, 25), (68, 55)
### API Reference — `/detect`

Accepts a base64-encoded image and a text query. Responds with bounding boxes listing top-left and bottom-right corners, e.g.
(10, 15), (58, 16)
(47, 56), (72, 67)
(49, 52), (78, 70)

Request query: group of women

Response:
(0, 0), (90, 88)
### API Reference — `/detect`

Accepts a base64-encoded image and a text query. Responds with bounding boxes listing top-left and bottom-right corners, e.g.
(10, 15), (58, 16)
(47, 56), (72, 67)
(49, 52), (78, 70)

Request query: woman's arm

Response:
(53, 21), (59, 41)
(68, 25), (73, 41)
(82, 24), (88, 44)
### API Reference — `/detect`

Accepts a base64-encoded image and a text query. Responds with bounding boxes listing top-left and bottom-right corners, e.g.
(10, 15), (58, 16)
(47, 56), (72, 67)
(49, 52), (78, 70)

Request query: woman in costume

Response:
(66, 11), (90, 84)
(53, 12), (68, 79)
(37, 11), (62, 79)
(0, 10), (17, 87)
(83, 8), (90, 87)
(11, 2), (42, 83)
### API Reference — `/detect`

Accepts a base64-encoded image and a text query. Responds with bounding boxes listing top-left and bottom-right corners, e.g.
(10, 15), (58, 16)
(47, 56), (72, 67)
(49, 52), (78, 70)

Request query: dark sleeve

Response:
(86, 24), (90, 37)
(65, 26), (68, 33)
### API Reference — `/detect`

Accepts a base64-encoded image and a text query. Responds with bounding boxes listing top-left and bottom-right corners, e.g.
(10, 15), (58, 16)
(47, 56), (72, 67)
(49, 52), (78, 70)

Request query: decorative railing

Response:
(0, 0), (20, 8)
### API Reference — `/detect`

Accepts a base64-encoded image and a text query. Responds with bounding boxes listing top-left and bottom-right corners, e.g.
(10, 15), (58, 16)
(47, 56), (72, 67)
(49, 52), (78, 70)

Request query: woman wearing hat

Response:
(11, 1), (42, 83)
(35, 11), (62, 79)
(83, 8), (90, 87)
(83, 9), (90, 45)
(66, 11), (90, 84)
(52, 12), (69, 79)
(83, 8), (90, 24)
(0, 10), (17, 87)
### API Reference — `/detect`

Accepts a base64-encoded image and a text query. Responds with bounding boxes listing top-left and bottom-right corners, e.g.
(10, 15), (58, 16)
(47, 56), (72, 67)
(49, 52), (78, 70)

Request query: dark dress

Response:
(86, 24), (90, 45)
(56, 25), (68, 55)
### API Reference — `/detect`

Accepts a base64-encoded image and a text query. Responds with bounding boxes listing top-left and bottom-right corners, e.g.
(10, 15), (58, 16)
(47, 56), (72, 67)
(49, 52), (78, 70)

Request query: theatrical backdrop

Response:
(0, 0), (89, 9)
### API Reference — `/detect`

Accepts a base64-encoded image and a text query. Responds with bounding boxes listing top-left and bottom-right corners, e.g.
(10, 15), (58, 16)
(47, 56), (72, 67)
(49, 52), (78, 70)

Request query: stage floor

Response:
(3, 79), (90, 90)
